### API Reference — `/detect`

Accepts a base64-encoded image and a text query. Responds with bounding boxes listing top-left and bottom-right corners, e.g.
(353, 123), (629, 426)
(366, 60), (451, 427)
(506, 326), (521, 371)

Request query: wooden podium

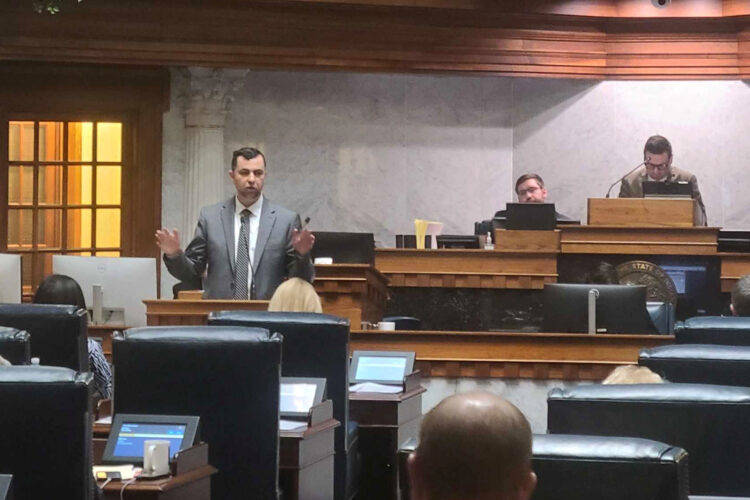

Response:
(587, 198), (701, 227)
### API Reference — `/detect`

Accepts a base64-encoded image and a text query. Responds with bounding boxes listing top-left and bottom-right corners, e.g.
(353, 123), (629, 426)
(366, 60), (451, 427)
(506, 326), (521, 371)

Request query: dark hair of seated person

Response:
(32, 273), (112, 400)
(33, 274), (87, 309)
(582, 262), (619, 285)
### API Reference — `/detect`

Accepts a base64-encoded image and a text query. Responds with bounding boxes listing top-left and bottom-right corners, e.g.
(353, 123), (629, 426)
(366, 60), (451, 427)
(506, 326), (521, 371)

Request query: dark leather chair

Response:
(0, 328), (30, 365)
(647, 301), (676, 335)
(548, 383), (750, 496)
(674, 316), (750, 345)
(640, 344), (750, 387)
(0, 304), (87, 371)
(113, 326), (282, 500)
(0, 366), (93, 500)
(207, 311), (357, 500)
(0, 474), (12, 500)
(532, 434), (688, 500)
(382, 316), (422, 330)
(398, 434), (688, 500)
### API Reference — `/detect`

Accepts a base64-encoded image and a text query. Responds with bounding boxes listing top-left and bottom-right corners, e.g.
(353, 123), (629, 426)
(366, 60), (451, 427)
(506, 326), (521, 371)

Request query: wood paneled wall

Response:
(0, 0), (748, 79)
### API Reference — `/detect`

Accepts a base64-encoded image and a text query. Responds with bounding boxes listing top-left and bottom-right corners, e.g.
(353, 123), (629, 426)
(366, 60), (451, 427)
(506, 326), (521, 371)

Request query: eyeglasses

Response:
(517, 186), (541, 197)
(645, 162), (670, 171)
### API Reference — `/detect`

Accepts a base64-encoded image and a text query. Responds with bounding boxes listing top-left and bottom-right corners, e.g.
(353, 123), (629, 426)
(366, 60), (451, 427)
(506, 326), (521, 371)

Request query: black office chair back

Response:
(0, 366), (92, 500)
(0, 304), (87, 371)
(675, 316), (750, 345)
(208, 311), (352, 499)
(548, 383), (750, 496)
(641, 344), (750, 387)
(113, 326), (281, 500)
(0, 328), (30, 365)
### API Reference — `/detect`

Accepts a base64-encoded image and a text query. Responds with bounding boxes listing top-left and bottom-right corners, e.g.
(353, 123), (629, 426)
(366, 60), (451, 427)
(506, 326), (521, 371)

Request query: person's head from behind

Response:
(408, 391), (536, 500)
(583, 262), (619, 285)
(33, 274), (86, 309)
(602, 365), (664, 384)
(731, 274), (750, 316)
(515, 174), (547, 203)
(268, 277), (322, 313)
(230, 147), (267, 207)
(643, 135), (673, 181)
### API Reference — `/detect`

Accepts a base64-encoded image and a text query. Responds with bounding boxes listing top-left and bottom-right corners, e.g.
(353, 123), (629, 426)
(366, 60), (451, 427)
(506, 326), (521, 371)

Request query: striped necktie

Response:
(233, 209), (251, 300)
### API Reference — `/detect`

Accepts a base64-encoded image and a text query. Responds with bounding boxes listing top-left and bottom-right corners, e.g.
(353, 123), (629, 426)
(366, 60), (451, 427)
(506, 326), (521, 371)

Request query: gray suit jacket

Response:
(618, 165), (707, 226)
(164, 197), (314, 299)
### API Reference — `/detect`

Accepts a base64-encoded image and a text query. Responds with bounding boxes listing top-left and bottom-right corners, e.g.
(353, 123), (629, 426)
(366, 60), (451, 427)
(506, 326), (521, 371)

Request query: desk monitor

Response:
(311, 232), (375, 264)
(0, 254), (21, 303)
(350, 350), (415, 385)
(280, 377), (326, 419)
(543, 283), (657, 334)
(102, 414), (200, 465)
(436, 235), (480, 249)
(505, 203), (557, 230)
(642, 181), (692, 198)
(52, 256), (157, 327)
(0, 474), (12, 500)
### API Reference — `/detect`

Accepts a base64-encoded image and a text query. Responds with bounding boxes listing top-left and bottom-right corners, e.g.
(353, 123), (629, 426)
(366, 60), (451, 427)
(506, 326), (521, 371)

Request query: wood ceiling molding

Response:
(0, 1), (748, 79)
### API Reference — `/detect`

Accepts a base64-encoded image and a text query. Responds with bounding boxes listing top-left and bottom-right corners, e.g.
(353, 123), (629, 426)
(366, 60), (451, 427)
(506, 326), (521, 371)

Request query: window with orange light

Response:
(7, 120), (123, 295)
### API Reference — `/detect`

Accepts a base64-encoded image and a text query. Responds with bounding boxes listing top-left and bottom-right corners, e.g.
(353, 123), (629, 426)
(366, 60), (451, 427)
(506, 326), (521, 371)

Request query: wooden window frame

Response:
(0, 62), (168, 297)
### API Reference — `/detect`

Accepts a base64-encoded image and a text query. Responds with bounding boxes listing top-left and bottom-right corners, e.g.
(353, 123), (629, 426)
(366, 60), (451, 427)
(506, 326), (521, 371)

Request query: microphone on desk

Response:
(605, 161), (646, 198)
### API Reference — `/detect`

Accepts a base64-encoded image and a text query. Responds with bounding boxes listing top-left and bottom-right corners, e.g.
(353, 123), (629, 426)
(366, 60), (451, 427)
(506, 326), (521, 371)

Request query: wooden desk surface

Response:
(99, 465), (215, 497)
(351, 329), (673, 381)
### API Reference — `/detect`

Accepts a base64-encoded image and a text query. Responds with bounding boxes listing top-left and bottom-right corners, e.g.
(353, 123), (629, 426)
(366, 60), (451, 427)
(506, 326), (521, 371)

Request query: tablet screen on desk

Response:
(350, 351), (415, 385)
(280, 377), (326, 418)
(102, 414), (200, 465)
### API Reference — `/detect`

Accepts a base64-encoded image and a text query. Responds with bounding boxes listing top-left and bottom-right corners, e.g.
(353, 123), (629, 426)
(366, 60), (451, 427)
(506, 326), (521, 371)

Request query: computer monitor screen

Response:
(543, 283), (657, 334)
(280, 377), (326, 418)
(659, 264), (707, 295)
(52, 256), (157, 327)
(505, 203), (557, 230)
(642, 181), (692, 198)
(0, 254), (21, 303)
(311, 232), (374, 264)
(350, 350), (415, 384)
(102, 414), (200, 465)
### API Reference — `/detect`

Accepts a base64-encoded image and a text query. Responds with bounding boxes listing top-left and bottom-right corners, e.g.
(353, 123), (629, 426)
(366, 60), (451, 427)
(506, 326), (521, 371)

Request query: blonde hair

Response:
(268, 278), (323, 313)
(603, 365), (664, 384)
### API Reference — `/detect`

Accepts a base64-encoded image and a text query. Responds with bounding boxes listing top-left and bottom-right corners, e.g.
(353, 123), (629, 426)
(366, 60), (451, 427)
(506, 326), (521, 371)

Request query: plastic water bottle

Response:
(484, 231), (494, 250)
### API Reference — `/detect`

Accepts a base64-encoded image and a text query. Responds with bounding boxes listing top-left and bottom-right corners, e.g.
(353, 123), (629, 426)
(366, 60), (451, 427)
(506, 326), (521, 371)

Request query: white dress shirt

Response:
(234, 194), (263, 296)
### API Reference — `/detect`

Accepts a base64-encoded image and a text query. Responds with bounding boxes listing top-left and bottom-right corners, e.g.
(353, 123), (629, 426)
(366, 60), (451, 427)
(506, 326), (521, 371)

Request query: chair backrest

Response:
(113, 326), (282, 500)
(0, 327), (30, 365)
(208, 311), (350, 448)
(532, 434), (688, 500)
(0, 366), (92, 500)
(548, 383), (750, 496)
(640, 344), (750, 387)
(675, 316), (750, 345)
(0, 304), (87, 371)
(647, 301), (675, 335)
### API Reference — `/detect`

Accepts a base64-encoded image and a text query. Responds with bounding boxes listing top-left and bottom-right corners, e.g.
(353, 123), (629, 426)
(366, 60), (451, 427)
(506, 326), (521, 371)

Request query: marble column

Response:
(181, 67), (248, 236)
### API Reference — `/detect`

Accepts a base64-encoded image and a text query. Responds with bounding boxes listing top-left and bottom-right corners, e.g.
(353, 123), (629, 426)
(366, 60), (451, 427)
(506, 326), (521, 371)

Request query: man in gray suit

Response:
(618, 135), (706, 226)
(156, 147), (315, 299)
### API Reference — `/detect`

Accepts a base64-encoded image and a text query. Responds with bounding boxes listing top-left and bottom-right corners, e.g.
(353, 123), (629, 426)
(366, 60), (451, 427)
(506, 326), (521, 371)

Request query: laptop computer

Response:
(505, 203), (557, 230)
(642, 181), (692, 198)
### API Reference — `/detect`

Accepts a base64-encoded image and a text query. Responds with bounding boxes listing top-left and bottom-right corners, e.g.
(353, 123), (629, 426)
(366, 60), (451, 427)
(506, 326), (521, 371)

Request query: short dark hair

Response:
(732, 275), (750, 316)
(231, 147), (266, 170)
(33, 274), (87, 309)
(644, 135), (672, 159)
(515, 173), (545, 194)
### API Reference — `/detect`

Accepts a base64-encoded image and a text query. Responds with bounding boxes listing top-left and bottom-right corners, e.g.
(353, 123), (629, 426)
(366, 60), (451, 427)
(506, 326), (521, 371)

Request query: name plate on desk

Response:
(588, 198), (698, 227)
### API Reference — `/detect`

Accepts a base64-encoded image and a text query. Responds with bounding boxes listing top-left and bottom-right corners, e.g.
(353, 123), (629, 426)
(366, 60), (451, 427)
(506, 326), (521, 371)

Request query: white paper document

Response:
(349, 382), (403, 394)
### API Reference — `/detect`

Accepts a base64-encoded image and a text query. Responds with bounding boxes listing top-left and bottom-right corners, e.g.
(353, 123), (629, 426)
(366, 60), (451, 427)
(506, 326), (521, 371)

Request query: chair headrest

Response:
(641, 344), (750, 362)
(208, 311), (349, 328)
(532, 434), (687, 463)
(548, 383), (750, 404)
(0, 303), (85, 320)
(677, 316), (750, 331)
(117, 326), (275, 343)
(0, 365), (91, 385)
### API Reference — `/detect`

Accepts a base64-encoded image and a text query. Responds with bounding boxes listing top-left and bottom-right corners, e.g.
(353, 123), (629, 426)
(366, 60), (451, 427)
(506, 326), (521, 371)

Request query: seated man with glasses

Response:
(618, 135), (706, 225)
(494, 173), (572, 220)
